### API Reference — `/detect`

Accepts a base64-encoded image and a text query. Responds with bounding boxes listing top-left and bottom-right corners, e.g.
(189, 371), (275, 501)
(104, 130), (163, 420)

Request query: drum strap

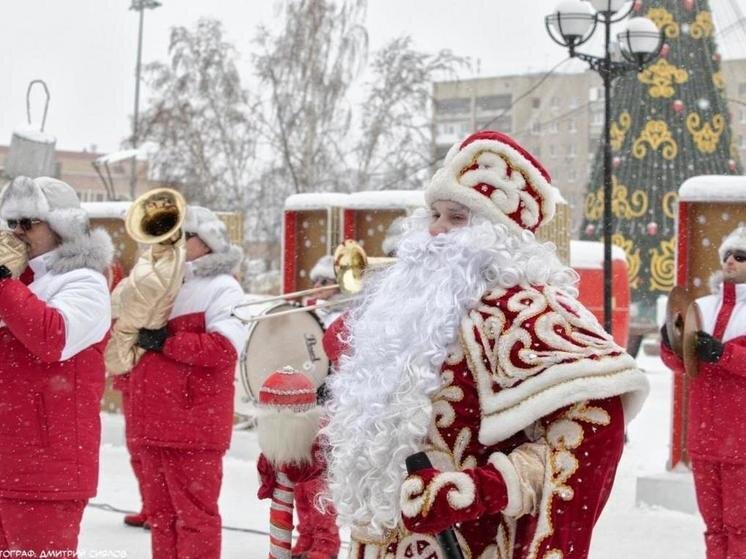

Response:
(714, 282), (737, 340)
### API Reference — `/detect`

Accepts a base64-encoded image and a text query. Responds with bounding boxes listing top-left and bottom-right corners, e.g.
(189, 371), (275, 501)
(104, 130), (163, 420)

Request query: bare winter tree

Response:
(352, 36), (468, 191)
(253, 0), (368, 198)
(138, 19), (259, 212)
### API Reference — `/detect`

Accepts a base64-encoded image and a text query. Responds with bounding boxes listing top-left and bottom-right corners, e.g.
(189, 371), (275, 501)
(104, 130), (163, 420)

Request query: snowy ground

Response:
(80, 344), (705, 558)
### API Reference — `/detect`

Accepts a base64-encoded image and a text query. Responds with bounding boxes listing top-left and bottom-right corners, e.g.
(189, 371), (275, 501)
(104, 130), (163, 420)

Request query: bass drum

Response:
(234, 300), (329, 417)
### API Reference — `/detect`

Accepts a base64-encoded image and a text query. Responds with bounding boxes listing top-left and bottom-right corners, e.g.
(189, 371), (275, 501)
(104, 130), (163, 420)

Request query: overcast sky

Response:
(1, 0), (742, 153)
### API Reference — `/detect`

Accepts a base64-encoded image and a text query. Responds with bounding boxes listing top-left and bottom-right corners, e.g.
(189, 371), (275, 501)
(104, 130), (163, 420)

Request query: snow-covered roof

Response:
(346, 190), (425, 210)
(570, 240), (627, 269)
(552, 186), (568, 205)
(284, 193), (350, 210)
(94, 149), (143, 165)
(679, 175), (746, 202)
(12, 126), (55, 144)
(82, 202), (131, 219)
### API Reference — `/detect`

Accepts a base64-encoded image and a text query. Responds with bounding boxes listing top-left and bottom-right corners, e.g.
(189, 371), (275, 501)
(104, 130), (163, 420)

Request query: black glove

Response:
(0, 265), (12, 280)
(660, 325), (671, 349)
(136, 327), (169, 352)
(696, 331), (724, 363)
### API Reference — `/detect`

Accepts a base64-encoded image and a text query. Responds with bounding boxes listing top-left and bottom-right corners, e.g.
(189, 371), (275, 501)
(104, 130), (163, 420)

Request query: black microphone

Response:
(405, 452), (465, 559)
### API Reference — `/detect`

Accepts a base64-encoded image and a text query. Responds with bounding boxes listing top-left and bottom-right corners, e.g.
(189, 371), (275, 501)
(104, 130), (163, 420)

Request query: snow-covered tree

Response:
(253, 0), (368, 195)
(352, 36), (467, 191)
(138, 19), (259, 212)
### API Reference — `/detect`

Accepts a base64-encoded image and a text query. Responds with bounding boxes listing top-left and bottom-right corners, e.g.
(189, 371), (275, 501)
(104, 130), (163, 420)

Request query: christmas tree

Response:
(581, 0), (742, 326)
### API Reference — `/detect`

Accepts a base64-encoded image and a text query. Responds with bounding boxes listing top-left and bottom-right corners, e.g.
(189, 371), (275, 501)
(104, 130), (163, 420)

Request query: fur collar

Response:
(49, 228), (114, 275)
(191, 245), (242, 277)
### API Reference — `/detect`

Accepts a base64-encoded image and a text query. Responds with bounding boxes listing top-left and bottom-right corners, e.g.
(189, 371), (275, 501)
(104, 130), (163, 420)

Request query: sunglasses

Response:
(7, 218), (42, 232)
(723, 250), (746, 263)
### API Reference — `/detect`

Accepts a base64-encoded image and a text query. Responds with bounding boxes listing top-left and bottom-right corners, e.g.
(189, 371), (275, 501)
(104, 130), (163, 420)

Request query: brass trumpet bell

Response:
(126, 188), (187, 245)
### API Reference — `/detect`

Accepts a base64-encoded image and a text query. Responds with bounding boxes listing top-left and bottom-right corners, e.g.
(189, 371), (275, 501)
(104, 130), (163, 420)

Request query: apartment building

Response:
(434, 58), (746, 236)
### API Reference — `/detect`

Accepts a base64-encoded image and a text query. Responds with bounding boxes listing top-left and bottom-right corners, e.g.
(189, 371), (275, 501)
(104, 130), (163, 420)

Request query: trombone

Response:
(231, 240), (394, 323)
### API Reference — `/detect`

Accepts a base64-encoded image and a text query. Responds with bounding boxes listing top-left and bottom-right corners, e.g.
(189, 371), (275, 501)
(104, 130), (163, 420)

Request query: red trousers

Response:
(141, 446), (224, 559)
(121, 385), (149, 517)
(692, 459), (746, 559)
(293, 478), (340, 558)
(0, 498), (86, 554)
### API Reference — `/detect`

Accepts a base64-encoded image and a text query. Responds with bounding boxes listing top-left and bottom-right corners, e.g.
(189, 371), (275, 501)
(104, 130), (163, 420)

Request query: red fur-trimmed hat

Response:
(425, 130), (555, 233)
(258, 366), (317, 412)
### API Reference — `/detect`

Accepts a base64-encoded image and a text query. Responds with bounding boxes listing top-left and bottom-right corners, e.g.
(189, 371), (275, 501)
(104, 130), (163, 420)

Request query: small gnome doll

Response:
(256, 367), (325, 559)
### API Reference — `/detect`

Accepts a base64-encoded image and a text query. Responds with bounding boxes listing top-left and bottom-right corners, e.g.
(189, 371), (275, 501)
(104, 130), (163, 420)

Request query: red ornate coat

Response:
(349, 284), (648, 559)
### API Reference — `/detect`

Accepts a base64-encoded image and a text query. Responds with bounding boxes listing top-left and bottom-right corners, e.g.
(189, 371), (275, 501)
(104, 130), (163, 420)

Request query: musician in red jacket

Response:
(661, 226), (746, 559)
(0, 176), (113, 554)
(128, 206), (246, 559)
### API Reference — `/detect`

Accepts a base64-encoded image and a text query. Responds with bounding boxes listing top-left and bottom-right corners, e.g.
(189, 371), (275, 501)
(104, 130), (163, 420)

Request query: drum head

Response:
(683, 302), (703, 378)
(666, 286), (692, 357)
(236, 302), (329, 413)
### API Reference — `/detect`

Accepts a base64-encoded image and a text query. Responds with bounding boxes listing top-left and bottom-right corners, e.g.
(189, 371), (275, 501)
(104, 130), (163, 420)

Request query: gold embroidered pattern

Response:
(713, 71), (725, 91)
(610, 112), (631, 151)
(637, 59), (688, 98)
(646, 7), (679, 38)
(527, 403), (610, 559)
(687, 113), (724, 154)
(662, 191), (678, 219)
(633, 120), (678, 160)
(582, 176), (647, 221)
(649, 237), (676, 293)
(612, 233), (641, 289)
(691, 11), (714, 39)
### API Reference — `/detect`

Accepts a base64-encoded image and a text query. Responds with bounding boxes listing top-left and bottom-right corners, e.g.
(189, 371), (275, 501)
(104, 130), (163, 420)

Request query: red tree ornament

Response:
(729, 159), (738, 172)
(585, 223), (596, 237)
(633, 0), (643, 12)
(659, 43), (670, 58)
(613, 156), (622, 169)
(682, 0), (694, 10)
(646, 222), (658, 236)
(673, 99), (685, 114)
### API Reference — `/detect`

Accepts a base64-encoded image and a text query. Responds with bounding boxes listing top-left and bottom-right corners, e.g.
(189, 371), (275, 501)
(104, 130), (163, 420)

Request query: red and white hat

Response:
(258, 366), (317, 412)
(425, 130), (555, 234)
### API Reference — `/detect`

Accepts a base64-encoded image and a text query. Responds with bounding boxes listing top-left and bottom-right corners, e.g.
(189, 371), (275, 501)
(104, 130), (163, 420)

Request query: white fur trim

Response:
(719, 226), (746, 261)
(191, 245), (243, 277)
(487, 452), (523, 517)
(399, 471), (476, 519)
(185, 205), (232, 254)
(50, 227), (114, 274)
(256, 406), (322, 467)
(0, 176), (89, 241)
(478, 365), (648, 445)
(425, 137), (555, 234)
(310, 254), (335, 282)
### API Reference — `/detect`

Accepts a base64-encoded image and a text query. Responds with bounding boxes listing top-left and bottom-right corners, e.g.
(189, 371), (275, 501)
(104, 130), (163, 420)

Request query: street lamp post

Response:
(129, 0), (161, 201)
(545, 0), (662, 335)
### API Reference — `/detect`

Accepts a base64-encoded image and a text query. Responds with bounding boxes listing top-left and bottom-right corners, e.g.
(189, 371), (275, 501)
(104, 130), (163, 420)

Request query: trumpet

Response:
(231, 240), (394, 323)
(104, 188), (187, 375)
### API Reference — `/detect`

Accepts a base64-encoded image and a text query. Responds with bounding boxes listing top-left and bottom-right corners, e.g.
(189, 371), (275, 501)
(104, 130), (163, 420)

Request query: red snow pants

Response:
(692, 458), (746, 559)
(121, 383), (149, 518)
(141, 446), (224, 559)
(293, 477), (340, 558)
(0, 498), (86, 554)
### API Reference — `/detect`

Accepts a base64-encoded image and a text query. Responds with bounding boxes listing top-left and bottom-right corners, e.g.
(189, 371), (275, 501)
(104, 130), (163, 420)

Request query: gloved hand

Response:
(660, 325), (671, 349)
(696, 331), (724, 363)
(0, 265), (12, 281)
(136, 327), (169, 352)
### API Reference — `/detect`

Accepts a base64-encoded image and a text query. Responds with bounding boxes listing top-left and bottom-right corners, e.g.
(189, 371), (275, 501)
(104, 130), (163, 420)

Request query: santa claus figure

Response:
(256, 367), (339, 559)
(323, 130), (649, 559)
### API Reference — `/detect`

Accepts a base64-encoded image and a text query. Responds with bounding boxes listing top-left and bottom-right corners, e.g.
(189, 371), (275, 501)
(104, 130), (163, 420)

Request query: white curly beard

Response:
(323, 216), (578, 533)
